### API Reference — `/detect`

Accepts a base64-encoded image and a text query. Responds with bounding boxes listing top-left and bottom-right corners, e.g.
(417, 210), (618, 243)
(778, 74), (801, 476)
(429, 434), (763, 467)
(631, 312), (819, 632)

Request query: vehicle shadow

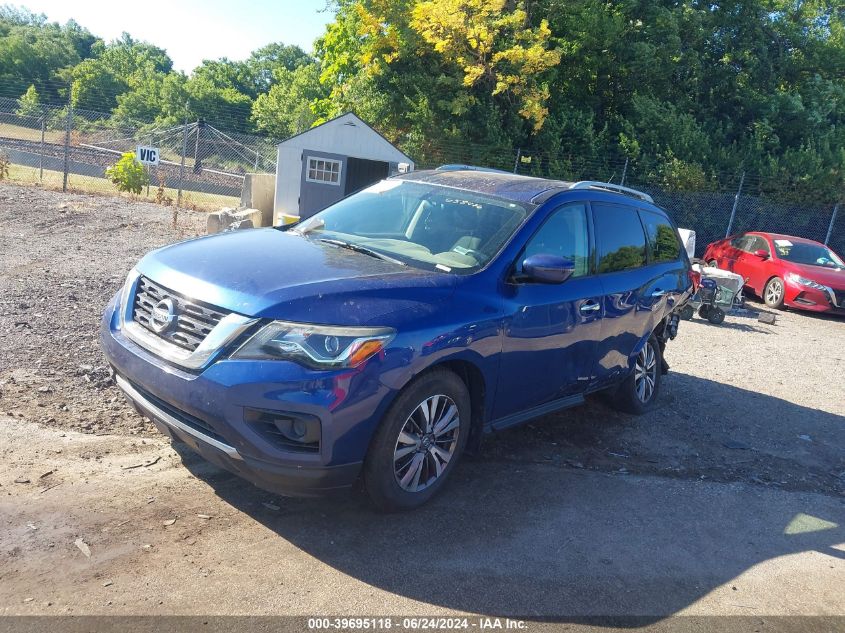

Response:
(175, 376), (845, 622)
(742, 295), (845, 323)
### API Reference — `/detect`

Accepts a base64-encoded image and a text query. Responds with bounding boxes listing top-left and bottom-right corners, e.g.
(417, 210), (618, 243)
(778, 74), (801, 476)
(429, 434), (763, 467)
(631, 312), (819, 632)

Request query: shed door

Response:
(345, 158), (390, 196)
(300, 152), (346, 218)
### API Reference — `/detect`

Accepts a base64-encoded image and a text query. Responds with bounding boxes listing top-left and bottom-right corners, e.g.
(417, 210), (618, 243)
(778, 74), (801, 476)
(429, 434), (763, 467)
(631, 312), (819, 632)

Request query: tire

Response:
(363, 369), (470, 512)
(679, 305), (695, 320)
(707, 306), (725, 324)
(763, 277), (785, 309)
(611, 335), (663, 415)
(698, 304), (711, 319)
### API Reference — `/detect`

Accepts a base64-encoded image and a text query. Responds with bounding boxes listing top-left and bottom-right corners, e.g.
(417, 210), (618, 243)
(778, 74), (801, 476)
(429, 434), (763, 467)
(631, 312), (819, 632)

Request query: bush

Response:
(105, 152), (149, 194)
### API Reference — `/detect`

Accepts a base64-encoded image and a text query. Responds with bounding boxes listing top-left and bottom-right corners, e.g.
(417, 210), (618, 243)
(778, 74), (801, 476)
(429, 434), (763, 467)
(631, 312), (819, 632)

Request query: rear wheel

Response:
(611, 336), (663, 415)
(763, 277), (785, 309)
(364, 369), (469, 512)
(679, 304), (695, 320)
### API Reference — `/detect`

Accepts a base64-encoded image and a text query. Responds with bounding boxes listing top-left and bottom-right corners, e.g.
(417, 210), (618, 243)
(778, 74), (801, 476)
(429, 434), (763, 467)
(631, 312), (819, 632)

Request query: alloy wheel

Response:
(766, 279), (783, 305)
(393, 394), (460, 492)
(635, 343), (657, 403)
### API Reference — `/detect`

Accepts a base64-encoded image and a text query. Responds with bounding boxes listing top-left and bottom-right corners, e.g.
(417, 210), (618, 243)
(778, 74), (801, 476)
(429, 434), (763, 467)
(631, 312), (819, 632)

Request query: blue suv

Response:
(101, 169), (691, 510)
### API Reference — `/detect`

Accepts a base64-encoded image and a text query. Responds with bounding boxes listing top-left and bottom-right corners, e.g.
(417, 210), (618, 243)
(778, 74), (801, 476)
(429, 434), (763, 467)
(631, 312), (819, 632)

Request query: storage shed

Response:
(273, 112), (415, 222)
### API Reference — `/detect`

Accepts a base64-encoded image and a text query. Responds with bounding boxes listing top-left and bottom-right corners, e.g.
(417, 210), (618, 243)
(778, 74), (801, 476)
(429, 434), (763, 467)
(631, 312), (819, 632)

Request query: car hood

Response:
(135, 229), (457, 325)
(782, 261), (845, 288)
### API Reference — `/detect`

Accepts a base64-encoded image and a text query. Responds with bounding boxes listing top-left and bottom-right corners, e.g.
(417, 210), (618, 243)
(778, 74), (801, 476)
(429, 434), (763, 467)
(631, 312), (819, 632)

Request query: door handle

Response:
(580, 301), (601, 314)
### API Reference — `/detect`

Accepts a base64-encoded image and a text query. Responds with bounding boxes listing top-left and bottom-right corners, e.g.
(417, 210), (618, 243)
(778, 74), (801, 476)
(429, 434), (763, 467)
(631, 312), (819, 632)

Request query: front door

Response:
(495, 202), (602, 419)
(733, 234), (771, 292)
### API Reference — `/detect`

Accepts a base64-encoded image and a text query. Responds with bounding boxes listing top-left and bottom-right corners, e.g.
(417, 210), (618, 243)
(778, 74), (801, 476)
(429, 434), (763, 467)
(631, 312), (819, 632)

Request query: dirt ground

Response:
(1, 182), (844, 618)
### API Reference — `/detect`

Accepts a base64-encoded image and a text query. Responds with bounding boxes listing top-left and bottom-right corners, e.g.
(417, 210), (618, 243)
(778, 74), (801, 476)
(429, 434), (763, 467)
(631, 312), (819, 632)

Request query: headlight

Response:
(232, 321), (395, 368)
(786, 273), (828, 291)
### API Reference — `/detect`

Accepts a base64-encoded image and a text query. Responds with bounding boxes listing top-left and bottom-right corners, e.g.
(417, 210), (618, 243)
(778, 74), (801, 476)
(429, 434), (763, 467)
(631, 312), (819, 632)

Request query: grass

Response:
(0, 121), (66, 144)
(5, 163), (239, 211)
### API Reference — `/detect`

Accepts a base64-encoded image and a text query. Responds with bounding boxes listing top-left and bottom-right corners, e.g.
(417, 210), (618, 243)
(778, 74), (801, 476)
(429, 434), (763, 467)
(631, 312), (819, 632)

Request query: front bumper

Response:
(116, 374), (360, 496)
(784, 280), (845, 314)
(100, 296), (394, 497)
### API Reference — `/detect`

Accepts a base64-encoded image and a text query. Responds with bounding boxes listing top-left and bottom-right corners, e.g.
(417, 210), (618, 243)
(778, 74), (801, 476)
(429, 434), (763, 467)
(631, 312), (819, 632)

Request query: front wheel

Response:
(364, 369), (470, 511)
(764, 277), (785, 309)
(611, 336), (663, 415)
(707, 306), (725, 324)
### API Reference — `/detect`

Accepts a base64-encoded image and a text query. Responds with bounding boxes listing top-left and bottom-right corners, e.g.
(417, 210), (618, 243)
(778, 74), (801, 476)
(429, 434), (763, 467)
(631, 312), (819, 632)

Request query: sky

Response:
(16, 0), (336, 72)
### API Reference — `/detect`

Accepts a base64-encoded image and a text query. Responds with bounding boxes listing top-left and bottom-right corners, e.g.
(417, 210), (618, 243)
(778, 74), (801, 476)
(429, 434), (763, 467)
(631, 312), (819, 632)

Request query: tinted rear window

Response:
(640, 210), (682, 262)
(594, 203), (647, 273)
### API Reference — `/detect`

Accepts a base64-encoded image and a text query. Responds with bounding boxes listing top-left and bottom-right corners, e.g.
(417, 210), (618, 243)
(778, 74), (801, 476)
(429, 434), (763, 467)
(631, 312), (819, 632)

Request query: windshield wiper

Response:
(317, 238), (405, 266)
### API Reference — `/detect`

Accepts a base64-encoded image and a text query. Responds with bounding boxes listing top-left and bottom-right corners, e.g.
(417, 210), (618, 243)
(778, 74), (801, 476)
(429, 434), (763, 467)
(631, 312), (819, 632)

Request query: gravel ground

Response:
(1, 181), (843, 497)
(0, 183), (206, 437)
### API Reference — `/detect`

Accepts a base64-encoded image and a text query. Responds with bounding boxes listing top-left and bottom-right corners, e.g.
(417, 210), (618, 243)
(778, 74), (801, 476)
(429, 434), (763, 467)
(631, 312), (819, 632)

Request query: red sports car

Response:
(702, 232), (845, 314)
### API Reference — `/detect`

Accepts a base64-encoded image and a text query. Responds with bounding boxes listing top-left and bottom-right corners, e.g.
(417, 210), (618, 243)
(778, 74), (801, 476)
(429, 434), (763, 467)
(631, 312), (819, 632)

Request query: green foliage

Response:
(0, 8), (93, 101)
(16, 84), (41, 118)
(598, 245), (645, 274)
(2, 1), (844, 199)
(105, 152), (149, 194)
(246, 43), (311, 93)
(251, 64), (326, 138)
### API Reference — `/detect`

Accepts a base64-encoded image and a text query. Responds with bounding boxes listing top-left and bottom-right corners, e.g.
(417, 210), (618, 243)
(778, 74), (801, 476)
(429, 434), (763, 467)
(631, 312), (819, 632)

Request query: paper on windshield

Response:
(774, 239), (793, 247)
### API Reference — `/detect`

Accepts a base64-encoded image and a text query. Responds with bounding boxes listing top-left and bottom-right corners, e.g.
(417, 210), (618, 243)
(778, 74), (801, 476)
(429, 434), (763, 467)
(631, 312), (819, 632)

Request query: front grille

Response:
(133, 276), (229, 351)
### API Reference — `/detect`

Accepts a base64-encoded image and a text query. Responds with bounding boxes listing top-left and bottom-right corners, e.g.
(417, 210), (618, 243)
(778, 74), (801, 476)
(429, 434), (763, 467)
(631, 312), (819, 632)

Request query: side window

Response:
(518, 203), (590, 277)
(730, 234), (749, 250)
(594, 203), (647, 273)
(748, 235), (770, 255)
(640, 210), (682, 263)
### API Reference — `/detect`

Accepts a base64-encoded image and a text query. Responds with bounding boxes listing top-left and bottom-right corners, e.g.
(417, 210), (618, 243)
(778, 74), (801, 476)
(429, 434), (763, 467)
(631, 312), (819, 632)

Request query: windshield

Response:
(290, 180), (532, 273)
(773, 239), (845, 268)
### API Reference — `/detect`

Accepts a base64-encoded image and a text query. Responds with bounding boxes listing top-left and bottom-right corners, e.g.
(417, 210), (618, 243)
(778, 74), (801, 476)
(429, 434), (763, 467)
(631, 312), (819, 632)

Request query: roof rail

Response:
(435, 164), (511, 174)
(569, 181), (654, 204)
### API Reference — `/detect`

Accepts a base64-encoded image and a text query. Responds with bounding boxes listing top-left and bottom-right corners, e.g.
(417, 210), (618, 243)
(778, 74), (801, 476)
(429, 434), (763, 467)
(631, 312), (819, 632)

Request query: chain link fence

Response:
(0, 95), (842, 256)
(0, 97), (277, 210)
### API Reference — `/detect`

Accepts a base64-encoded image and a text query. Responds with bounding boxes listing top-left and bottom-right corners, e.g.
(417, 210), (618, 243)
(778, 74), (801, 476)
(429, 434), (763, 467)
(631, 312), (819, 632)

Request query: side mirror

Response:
(753, 249), (769, 259)
(521, 254), (575, 284)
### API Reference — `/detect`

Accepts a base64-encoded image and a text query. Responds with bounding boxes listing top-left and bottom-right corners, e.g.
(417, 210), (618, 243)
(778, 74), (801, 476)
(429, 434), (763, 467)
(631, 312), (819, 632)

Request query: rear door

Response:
(495, 202), (603, 420)
(639, 207), (689, 313)
(591, 202), (666, 386)
(721, 234), (752, 274)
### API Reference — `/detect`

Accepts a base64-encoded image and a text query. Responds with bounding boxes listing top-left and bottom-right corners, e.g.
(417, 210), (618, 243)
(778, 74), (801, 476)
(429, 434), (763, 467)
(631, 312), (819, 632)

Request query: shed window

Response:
(306, 157), (342, 185)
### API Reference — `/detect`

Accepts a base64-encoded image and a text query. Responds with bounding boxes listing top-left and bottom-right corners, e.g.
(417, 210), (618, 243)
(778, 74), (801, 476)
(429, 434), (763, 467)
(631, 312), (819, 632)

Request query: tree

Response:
(410, 0), (561, 130)
(70, 57), (126, 111)
(251, 64), (326, 138)
(16, 84), (42, 118)
(192, 58), (257, 98)
(247, 43), (311, 93)
(0, 12), (88, 101)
